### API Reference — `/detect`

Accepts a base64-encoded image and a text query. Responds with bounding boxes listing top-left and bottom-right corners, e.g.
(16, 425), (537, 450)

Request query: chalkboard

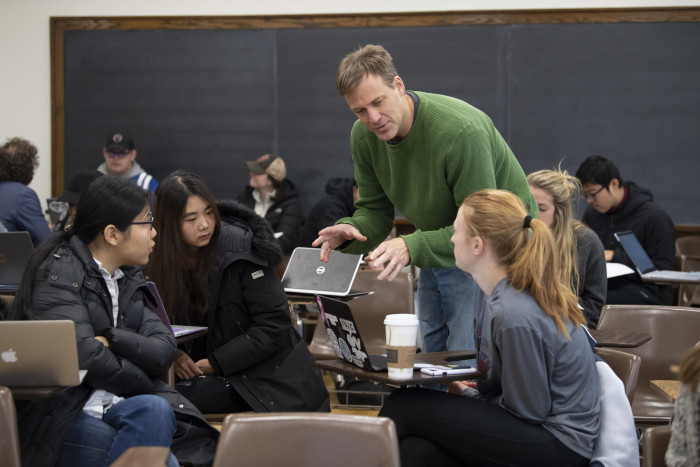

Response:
(53, 11), (700, 223)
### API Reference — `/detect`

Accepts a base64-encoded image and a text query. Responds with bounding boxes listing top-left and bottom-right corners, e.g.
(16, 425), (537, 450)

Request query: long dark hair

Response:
(149, 170), (221, 324)
(10, 177), (150, 319)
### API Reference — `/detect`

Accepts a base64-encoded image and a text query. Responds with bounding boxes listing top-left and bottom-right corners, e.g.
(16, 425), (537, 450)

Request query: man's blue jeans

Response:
(57, 394), (179, 467)
(417, 267), (476, 353)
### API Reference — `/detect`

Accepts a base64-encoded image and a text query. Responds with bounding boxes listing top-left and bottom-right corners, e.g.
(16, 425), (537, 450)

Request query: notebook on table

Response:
(0, 320), (81, 387)
(282, 247), (369, 298)
(614, 231), (700, 284)
(316, 295), (388, 372)
(0, 231), (34, 292)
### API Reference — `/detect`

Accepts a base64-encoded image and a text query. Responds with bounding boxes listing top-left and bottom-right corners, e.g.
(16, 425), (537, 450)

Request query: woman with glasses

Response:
(149, 170), (329, 414)
(10, 176), (218, 467)
(379, 189), (600, 467)
(527, 168), (607, 328)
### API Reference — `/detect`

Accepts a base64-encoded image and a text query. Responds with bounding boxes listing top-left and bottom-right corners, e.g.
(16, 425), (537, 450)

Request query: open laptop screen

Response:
(614, 231), (657, 274)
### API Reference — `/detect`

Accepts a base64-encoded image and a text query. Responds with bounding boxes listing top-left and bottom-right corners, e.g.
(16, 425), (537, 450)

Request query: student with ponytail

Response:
(379, 189), (600, 467)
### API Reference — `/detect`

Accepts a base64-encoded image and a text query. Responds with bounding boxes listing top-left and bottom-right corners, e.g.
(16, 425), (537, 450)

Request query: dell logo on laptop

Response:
(316, 266), (325, 275)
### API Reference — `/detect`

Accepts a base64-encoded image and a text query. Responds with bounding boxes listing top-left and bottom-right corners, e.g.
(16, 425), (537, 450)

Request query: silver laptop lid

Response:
(281, 247), (363, 296)
(0, 320), (80, 387)
(0, 232), (34, 291)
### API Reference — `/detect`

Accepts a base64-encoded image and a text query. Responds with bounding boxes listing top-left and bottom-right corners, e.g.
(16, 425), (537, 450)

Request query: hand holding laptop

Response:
(312, 224), (367, 263)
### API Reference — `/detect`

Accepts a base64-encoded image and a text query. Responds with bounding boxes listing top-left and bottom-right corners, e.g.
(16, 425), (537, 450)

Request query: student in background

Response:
(0, 139), (52, 246)
(301, 177), (358, 247)
(52, 169), (104, 232)
(666, 343), (700, 467)
(528, 168), (606, 327)
(150, 170), (329, 414)
(379, 189), (599, 467)
(576, 155), (675, 305)
(9, 176), (218, 467)
(236, 153), (302, 255)
(99, 132), (158, 192)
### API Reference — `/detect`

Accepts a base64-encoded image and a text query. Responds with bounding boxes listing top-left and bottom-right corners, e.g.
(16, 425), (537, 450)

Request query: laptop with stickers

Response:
(282, 247), (367, 297)
(316, 295), (387, 372)
(0, 320), (81, 387)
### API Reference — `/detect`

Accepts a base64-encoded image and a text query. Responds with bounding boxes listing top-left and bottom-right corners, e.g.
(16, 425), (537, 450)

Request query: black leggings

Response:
(175, 375), (253, 414)
(378, 388), (589, 467)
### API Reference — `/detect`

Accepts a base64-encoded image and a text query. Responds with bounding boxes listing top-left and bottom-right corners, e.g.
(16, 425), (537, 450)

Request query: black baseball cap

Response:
(58, 169), (104, 205)
(105, 132), (135, 153)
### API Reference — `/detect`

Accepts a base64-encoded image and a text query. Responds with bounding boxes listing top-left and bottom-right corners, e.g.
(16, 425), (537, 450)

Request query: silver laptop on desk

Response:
(0, 320), (81, 387)
(0, 231), (34, 292)
(282, 247), (366, 297)
(614, 231), (700, 284)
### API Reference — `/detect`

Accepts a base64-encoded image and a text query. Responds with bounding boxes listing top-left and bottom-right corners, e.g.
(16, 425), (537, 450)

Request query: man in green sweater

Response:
(313, 44), (537, 354)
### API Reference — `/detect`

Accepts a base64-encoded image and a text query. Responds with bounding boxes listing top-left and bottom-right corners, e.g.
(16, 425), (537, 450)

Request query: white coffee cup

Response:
(384, 313), (419, 379)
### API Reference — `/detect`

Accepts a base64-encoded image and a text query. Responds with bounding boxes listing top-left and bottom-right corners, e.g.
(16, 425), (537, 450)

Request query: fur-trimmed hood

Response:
(215, 199), (283, 269)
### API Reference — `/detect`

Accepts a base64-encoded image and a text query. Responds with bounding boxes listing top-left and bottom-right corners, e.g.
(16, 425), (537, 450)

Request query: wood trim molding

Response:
(49, 7), (700, 195)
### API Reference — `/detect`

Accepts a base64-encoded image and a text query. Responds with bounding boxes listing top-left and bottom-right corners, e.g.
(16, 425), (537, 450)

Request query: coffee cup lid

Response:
(384, 314), (419, 325)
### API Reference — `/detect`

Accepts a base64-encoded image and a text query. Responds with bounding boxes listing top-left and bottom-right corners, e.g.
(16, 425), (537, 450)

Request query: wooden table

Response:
(589, 328), (652, 348)
(650, 380), (680, 402)
(316, 350), (478, 388)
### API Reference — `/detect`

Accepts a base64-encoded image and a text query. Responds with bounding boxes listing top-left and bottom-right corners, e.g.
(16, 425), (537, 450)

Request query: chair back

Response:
(641, 425), (671, 467)
(212, 412), (401, 467)
(676, 255), (700, 307)
(308, 269), (414, 360)
(0, 386), (21, 467)
(596, 305), (700, 426)
(594, 347), (641, 405)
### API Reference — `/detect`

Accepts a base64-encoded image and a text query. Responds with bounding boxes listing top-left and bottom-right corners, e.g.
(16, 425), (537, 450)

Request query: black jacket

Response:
(16, 235), (218, 467)
(236, 179), (302, 255)
(301, 177), (357, 247)
(198, 200), (329, 412)
(582, 181), (676, 304)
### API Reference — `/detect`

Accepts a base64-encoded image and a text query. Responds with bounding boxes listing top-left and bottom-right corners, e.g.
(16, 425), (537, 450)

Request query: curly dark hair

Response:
(0, 137), (39, 185)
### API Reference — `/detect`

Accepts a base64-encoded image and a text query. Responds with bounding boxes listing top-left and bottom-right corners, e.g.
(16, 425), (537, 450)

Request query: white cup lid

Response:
(384, 314), (419, 325)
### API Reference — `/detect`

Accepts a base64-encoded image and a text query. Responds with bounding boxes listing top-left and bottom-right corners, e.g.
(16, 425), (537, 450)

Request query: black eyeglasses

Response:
(131, 212), (154, 230)
(583, 185), (606, 201)
(106, 151), (131, 159)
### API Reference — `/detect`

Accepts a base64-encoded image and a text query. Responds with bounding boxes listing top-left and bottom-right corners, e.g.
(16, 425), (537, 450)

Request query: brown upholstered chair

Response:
(594, 347), (641, 405)
(676, 255), (700, 307)
(308, 269), (414, 360)
(212, 412), (400, 467)
(675, 235), (700, 307)
(596, 305), (700, 427)
(641, 425), (672, 467)
(0, 386), (21, 467)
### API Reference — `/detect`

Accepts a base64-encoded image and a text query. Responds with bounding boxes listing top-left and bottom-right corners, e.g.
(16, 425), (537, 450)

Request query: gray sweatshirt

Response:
(473, 278), (601, 459)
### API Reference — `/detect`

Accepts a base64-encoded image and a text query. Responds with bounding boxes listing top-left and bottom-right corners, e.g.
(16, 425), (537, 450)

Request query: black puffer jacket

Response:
(16, 235), (218, 467)
(236, 179), (302, 255)
(198, 200), (329, 412)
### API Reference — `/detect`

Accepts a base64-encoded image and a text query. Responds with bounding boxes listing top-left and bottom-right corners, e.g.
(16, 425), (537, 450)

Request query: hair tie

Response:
(523, 215), (532, 229)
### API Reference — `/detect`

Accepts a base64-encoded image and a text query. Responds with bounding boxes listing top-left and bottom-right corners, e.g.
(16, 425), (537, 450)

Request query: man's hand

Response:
(366, 237), (410, 281)
(195, 358), (214, 375)
(312, 224), (367, 262)
(174, 349), (203, 380)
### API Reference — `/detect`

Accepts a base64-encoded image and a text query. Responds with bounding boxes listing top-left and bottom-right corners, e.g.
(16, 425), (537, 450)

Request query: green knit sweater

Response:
(337, 91), (537, 268)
